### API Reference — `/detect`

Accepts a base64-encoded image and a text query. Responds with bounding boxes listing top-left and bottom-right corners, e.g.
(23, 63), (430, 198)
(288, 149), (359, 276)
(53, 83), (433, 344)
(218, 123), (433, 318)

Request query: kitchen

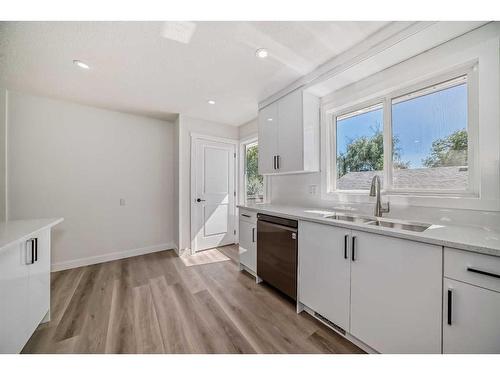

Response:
(0, 3), (499, 372)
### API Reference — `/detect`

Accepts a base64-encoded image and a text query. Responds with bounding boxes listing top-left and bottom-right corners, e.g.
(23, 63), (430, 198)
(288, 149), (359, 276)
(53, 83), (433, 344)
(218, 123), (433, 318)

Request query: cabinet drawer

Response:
(445, 248), (500, 292)
(239, 209), (257, 224)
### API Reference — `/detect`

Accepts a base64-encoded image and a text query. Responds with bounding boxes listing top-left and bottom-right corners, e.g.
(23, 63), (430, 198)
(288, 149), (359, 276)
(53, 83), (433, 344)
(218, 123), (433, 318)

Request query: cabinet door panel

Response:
(277, 90), (303, 173)
(350, 231), (442, 353)
(0, 242), (30, 353)
(298, 221), (351, 330)
(258, 102), (279, 174)
(444, 278), (500, 353)
(239, 220), (256, 273)
(27, 229), (51, 333)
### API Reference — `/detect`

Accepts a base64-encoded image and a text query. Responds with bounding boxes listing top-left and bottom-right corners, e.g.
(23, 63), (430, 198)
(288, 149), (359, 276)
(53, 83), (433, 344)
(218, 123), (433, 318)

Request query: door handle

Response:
(252, 227), (255, 242)
(344, 234), (349, 259)
(351, 236), (356, 261)
(26, 239), (35, 264)
(196, 198), (206, 202)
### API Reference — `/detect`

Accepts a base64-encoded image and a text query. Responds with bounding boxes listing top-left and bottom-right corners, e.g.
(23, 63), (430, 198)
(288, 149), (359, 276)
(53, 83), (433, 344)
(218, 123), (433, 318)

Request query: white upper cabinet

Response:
(258, 89), (319, 175)
(257, 101), (279, 175)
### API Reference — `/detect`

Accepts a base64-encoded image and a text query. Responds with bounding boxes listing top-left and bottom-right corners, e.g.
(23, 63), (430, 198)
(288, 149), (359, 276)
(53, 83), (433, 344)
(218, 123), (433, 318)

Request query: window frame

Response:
(325, 63), (478, 197)
(239, 136), (268, 205)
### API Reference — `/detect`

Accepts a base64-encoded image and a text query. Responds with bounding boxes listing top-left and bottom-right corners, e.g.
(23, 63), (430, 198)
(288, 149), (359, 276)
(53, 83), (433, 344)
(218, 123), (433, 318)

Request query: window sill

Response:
(321, 189), (496, 211)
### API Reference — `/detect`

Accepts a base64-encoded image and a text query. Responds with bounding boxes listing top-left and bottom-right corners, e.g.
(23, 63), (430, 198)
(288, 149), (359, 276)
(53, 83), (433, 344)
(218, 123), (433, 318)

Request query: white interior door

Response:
(191, 137), (236, 252)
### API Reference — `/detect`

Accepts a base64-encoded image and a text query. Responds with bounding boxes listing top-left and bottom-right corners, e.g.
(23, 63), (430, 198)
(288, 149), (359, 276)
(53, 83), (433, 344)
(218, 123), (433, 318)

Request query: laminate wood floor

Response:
(22, 245), (364, 354)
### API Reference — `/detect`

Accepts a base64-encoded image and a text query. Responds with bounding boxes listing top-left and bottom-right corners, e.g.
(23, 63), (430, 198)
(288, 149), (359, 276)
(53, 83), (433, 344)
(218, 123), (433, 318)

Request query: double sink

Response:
(325, 213), (431, 232)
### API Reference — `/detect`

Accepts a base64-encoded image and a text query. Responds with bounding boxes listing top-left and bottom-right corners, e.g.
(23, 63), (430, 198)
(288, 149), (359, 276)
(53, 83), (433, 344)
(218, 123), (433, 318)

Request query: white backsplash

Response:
(269, 173), (500, 230)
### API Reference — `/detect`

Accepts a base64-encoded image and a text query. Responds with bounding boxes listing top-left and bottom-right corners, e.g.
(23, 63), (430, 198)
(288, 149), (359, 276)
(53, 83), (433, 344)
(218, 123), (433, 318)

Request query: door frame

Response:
(190, 132), (239, 253)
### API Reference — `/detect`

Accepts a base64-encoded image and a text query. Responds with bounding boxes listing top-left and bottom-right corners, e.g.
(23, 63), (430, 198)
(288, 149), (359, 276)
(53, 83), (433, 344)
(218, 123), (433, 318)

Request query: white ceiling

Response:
(0, 21), (390, 126)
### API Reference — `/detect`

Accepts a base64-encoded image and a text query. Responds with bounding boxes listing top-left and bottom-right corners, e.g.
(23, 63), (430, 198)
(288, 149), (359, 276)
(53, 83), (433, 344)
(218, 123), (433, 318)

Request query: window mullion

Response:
(383, 97), (393, 191)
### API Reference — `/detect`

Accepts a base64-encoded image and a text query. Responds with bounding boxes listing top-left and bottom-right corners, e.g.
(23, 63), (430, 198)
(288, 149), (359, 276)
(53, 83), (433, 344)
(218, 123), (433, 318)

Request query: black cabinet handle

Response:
(276, 155), (280, 170)
(447, 289), (453, 325)
(467, 267), (500, 279)
(351, 236), (356, 261)
(34, 238), (38, 262)
(273, 155), (277, 170)
(252, 227), (255, 243)
(196, 198), (206, 202)
(344, 234), (348, 259)
(241, 214), (251, 218)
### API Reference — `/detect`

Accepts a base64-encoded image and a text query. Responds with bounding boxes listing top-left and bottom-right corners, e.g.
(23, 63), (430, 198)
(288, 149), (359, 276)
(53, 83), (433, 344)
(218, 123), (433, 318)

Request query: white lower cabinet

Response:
(27, 229), (51, 332)
(443, 247), (500, 353)
(0, 228), (51, 353)
(349, 231), (442, 353)
(298, 221), (350, 331)
(443, 278), (500, 353)
(298, 221), (443, 354)
(239, 210), (257, 274)
(0, 241), (31, 353)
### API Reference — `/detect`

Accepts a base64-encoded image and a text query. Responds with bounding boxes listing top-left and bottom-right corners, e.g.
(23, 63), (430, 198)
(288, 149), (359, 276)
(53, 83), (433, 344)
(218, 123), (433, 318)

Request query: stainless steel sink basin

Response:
(368, 220), (431, 232)
(325, 214), (373, 224)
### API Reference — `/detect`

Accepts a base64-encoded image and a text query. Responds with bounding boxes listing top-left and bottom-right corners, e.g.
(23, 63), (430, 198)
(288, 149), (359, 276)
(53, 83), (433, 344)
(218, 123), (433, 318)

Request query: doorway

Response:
(190, 134), (237, 253)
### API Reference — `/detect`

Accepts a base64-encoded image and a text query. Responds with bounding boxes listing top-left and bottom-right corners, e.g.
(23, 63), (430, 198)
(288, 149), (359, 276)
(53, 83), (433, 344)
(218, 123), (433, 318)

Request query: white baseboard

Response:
(51, 242), (176, 272)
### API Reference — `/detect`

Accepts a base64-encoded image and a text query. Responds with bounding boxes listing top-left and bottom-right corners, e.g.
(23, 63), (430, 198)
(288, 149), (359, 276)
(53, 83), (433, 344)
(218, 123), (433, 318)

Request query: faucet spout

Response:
(369, 175), (390, 217)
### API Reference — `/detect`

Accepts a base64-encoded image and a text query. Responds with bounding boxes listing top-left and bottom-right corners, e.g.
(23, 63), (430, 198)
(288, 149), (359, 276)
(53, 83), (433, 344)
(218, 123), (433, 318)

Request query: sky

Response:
(336, 83), (467, 169)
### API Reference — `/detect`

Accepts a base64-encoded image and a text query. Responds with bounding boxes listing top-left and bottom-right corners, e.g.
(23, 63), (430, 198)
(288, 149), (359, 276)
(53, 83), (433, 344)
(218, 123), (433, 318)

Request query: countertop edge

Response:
(0, 218), (64, 253)
(238, 205), (500, 258)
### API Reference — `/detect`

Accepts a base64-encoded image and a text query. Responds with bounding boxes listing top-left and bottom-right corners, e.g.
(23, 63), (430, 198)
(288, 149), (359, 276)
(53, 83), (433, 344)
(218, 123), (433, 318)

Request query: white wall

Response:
(5, 90), (175, 269)
(239, 118), (258, 140)
(177, 115), (239, 251)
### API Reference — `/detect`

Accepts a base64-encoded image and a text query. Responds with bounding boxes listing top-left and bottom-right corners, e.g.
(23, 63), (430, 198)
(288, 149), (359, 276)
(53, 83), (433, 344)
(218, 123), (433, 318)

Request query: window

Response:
(335, 103), (384, 190)
(244, 141), (264, 203)
(328, 69), (474, 196)
(391, 76), (468, 191)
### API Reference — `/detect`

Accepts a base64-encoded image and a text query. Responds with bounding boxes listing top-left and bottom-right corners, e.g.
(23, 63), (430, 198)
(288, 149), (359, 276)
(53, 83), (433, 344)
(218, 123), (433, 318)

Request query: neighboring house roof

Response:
(337, 166), (468, 190)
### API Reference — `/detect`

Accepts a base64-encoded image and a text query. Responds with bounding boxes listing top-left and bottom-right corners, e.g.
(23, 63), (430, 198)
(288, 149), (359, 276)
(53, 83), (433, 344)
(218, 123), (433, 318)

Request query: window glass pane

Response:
(336, 104), (384, 190)
(245, 142), (264, 203)
(391, 78), (468, 190)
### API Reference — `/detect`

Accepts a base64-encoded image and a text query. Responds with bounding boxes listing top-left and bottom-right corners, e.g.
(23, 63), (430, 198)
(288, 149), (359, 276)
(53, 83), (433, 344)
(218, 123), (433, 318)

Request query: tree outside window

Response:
(245, 142), (264, 203)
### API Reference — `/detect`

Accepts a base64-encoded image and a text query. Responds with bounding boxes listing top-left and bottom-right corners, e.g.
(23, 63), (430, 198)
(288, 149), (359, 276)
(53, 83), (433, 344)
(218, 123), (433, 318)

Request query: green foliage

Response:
(246, 145), (264, 198)
(422, 129), (468, 168)
(337, 130), (408, 178)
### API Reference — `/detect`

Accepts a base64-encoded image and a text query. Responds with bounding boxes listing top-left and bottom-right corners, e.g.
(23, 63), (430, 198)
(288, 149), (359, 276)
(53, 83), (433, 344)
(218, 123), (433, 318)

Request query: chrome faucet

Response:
(369, 175), (390, 217)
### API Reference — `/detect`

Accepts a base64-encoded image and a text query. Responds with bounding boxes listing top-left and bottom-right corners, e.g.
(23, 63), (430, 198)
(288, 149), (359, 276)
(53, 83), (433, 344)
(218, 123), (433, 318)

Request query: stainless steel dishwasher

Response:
(257, 214), (298, 300)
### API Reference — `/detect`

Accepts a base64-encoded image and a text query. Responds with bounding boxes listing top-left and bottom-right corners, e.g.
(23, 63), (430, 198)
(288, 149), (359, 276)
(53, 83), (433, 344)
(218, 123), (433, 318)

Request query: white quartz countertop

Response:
(0, 218), (64, 253)
(238, 203), (500, 258)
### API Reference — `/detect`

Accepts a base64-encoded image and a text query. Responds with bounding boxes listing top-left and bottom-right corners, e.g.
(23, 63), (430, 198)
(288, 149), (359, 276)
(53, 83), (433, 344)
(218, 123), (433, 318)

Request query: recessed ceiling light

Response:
(255, 48), (268, 59)
(267, 118), (273, 122)
(73, 60), (90, 70)
(208, 100), (216, 105)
